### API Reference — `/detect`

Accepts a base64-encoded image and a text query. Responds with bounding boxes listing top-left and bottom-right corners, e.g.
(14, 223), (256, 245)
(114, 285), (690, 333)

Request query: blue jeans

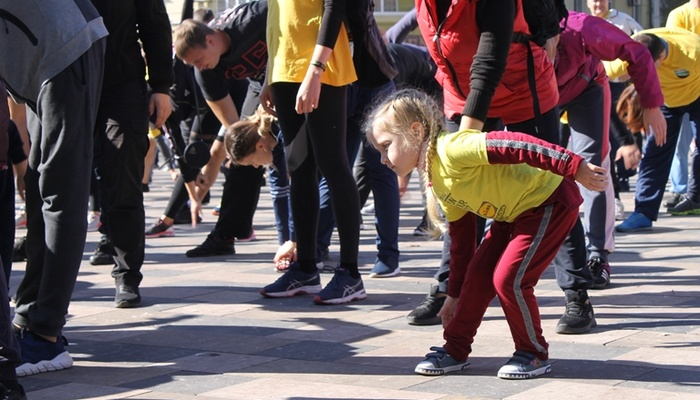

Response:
(635, 96), (700, 220)
(316, 81), (399, 267)
(268, 133), (294, 245)
(669, 113), (695, 194)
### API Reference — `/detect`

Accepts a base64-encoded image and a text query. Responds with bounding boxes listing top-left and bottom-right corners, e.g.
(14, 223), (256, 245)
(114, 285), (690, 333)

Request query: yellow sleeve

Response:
(665, 9), (683, 29)
(603, 59), (629, 81)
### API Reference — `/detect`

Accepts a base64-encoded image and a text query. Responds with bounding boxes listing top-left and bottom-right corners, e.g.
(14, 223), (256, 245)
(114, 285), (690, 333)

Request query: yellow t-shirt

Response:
(430, 130), (564, 223)
(266, 0), (357, 86)
(605, 27), (700, 108)
(666, 3), (700, 34)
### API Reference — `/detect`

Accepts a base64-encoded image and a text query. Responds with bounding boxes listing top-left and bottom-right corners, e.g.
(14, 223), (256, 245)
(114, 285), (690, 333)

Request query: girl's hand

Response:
(189, 198), (203, 228)
(259, 82), (276, 117)
(296, 66), (322, 114)
(575, 161), (608, 192)
(437, 295), (457, 329)
(274, 241), (297, 271)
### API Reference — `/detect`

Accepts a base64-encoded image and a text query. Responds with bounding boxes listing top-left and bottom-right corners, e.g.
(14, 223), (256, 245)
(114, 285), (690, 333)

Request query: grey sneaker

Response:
(414, 346), (469, 376)
(313, 267), (367, 305)
(663, 192), (684, 208)
(667, 195), (700, 215)
(260, 263), (322, 298)
(497, 351), (551, 379)
(555, 290), (597, 334)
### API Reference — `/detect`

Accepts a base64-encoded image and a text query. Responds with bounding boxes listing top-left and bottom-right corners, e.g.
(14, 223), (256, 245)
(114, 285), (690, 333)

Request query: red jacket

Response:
(416, 0), (559, 124)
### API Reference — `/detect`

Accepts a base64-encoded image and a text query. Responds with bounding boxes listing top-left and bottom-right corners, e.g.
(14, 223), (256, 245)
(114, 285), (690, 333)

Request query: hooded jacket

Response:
(0, 0), (108, 108)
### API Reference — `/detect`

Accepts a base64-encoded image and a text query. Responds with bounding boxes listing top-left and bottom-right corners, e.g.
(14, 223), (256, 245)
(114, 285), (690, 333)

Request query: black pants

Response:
(94, 80), (150, 287)
(271, 82), (359, 272)
(14, 39), (106, 337)
(209, 79), (264, 240)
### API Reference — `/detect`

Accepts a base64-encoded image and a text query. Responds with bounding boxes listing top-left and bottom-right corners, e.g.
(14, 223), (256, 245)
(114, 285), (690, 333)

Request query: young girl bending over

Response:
(365, 89), (608, 380)
(224, 107), (297, 271)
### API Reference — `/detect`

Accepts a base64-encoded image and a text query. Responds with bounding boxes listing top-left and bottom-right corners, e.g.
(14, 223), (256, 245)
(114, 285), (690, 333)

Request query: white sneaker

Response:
(15, 209), (27, 229)
(87, 212), (101, 232)
(360, 202), (375, 215)
(614, 198), (625, 221)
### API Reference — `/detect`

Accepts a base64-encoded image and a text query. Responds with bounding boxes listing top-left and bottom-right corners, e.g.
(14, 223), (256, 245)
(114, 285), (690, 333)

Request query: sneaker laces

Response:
(424, 346), (449, 361)
(416, 293), (445, 311)
(506, 351), (535, 365)
(564, 299), (586, 316)
(587, 258), (602, 275)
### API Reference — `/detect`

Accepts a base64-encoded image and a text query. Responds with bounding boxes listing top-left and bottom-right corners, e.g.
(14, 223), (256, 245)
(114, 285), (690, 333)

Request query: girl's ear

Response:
(410, 121), (425, 139)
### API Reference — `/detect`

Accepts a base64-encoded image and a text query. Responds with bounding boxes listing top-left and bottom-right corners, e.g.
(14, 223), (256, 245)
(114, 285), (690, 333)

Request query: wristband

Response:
(310, 60), (326, 72)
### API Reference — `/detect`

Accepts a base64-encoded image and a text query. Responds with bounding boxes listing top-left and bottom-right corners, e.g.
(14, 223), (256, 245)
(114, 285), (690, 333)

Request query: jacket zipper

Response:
(0, 9), (39, 46)
(425, 1), (467, 100)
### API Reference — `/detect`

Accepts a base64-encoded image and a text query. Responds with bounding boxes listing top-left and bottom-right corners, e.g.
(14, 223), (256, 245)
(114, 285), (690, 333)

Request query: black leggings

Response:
(271, 82), (360, 274)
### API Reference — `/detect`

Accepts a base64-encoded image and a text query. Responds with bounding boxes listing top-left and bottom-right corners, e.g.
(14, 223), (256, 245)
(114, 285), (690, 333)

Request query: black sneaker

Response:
(185, 232), (235, 257)
(588, 257), (611, 289)
(407, 286), (446, 326)
(145, 218), (175, 238)
(555, 289), (597, 334)
(663, 192), (684, 208)
(12, 236), (26, 262)
(15, 329), (73, 377)
(667, 195), (700, 215)
(90, 235), (116, 266)
(115, 284), (141, 308)
(0, 383), (26, 400)
(413, 215), (430, 237)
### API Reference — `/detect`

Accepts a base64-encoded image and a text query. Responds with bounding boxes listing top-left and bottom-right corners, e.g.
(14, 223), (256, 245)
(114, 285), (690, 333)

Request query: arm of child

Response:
(574, 160), (608, 192)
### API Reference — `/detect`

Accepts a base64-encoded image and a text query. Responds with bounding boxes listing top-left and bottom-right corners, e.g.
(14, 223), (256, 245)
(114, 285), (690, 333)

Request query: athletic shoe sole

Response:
(369, 266), (401, 278)
(16, 351), (73, 377)
(414, 361), (469, 376)
(555, 317), (597, 334)
(615, 225), (652, 233)
(145, 229), (175, 239)
(313, 290), (367, 305)
(260, 284), (322, 298)
(668, 209), (700, 216)
(497, 363), (551, 379)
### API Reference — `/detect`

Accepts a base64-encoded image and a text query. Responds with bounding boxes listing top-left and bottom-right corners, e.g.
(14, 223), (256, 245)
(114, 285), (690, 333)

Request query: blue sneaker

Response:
(260, 262), (322, 298)
(15, 329), (73, 377)
(615, 211), (652, 232)
(368, 259), (401, 278)
(414, 346), (469, 376)
(497, 351), (551, 379)
(313, 267), (367, 305)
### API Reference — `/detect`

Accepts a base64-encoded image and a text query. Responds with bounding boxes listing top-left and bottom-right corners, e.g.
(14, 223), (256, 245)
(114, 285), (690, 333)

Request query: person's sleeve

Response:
(582, 18), (663, 109)
(629, 17), (644, 34)
(462, 0), (514, 122)
(446, 212), (478, 299)
(665, 9), (682, 29)
(195, 69), (230, 102)
(317, 0), (346, 49)
(137, 0), (175, 94)
(384, 8), (418, 44)
(484, 130), (584, 178)
(0, 82), (9, 170)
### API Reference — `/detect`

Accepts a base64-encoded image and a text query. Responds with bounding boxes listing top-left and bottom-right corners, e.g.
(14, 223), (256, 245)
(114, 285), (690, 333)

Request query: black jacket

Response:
(90, 0), (173, 94)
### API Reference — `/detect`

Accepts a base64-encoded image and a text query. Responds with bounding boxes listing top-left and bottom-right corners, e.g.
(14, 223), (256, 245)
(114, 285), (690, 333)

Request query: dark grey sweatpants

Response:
(13, 39), (106, 337)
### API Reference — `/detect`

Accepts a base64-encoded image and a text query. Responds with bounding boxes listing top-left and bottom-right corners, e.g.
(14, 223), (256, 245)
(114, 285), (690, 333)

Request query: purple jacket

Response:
(556, 11), (663, 108)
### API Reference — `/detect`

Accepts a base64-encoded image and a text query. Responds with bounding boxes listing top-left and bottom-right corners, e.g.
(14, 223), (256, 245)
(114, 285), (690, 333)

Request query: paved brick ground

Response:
(12, 168), (700, 399)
